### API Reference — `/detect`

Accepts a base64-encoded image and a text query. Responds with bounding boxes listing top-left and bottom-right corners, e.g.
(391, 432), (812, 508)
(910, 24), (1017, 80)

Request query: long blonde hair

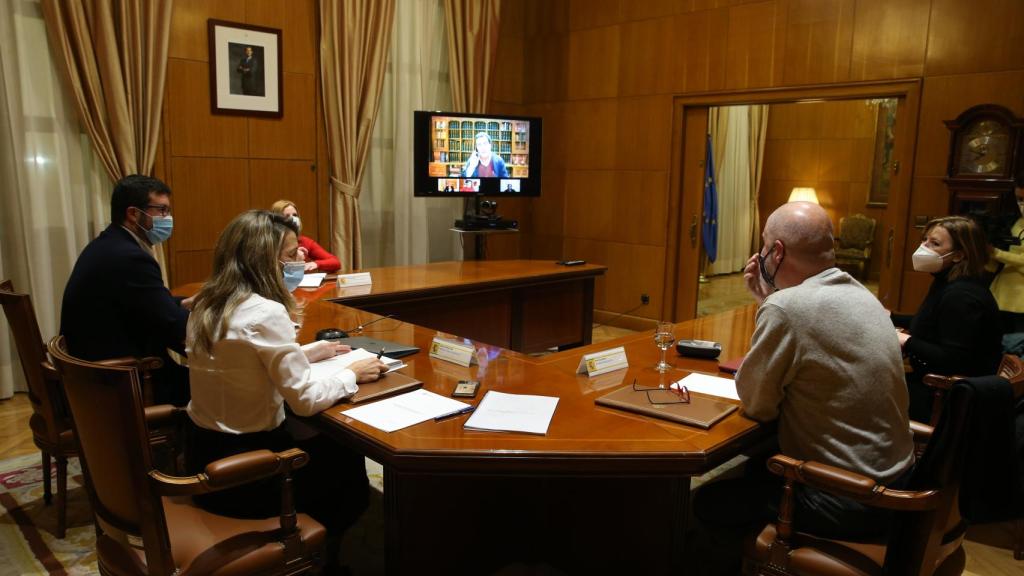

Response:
(188, 210), (299, 355)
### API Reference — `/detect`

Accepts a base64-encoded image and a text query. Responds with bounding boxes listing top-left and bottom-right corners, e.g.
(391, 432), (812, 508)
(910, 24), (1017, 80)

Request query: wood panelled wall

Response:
(759, 99), (886, 280)
(157, 0), (330, 286)
(488, 0), (1024, 319)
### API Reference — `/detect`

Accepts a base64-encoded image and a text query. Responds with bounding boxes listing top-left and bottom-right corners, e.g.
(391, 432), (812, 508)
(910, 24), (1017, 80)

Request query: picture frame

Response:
(207, 19), (283, 117)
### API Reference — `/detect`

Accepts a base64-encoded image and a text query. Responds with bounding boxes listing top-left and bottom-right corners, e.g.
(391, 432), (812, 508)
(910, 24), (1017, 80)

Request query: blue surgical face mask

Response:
(135, 208), (173, 245)
(281, 260), (305, 292)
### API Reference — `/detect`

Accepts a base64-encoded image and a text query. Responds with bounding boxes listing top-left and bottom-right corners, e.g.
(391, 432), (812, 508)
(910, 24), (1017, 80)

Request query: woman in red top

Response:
(270, 199), (341, 273)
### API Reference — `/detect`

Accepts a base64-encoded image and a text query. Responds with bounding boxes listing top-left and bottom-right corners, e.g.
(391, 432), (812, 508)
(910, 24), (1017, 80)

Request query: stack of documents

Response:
(673, 373), (739, 401)
(309, 347), (406, 382)
(341, 389), (471, 433)
(463, 391), (559, 435)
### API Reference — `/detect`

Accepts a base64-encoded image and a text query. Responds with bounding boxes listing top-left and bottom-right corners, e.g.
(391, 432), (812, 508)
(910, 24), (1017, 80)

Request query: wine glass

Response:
(653, 321), (675, 373)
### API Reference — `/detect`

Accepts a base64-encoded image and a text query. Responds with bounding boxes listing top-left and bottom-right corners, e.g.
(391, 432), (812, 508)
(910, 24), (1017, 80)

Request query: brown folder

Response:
(346, 371), (422, 404)
(595, 384), (738, 429)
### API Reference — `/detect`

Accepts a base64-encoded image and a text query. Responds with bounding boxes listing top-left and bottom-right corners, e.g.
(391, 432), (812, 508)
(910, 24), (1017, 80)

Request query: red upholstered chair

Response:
(48, 335), (326, 576)
(742, 382), (979, 576)
(0, 280), (76, 538)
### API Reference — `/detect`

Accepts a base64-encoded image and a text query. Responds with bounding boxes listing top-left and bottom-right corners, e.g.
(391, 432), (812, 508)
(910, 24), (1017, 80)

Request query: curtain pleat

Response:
(319, 0), (395, 272)
(40, 0), (170, 180)
(444, 0), (501, 114)
(40, 0), (172, 275)
(748, 105), (769, 254)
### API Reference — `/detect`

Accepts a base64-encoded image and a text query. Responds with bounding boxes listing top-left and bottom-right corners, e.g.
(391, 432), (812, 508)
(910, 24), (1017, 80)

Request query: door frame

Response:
(664, 79), (923, 321)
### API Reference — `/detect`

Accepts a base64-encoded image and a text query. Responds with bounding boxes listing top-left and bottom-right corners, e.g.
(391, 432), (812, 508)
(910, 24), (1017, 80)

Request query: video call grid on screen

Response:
(428, 115), (530, 180)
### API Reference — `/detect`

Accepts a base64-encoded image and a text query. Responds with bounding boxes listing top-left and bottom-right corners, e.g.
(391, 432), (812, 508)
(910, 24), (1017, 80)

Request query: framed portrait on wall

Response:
(207, 19), (282, 117)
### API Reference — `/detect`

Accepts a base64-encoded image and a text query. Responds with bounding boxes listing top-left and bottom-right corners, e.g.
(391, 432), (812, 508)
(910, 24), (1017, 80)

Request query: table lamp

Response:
(788, 187), (819, 204)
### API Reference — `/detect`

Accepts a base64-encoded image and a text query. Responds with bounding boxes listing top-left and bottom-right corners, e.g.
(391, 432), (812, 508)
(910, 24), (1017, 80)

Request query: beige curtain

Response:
(748, 105), (769, 254)
(0, 0), (111, 397)
(444, 0), (501, 113)
(707, 105), (768, 275)
(320, 0), (395, 271)
(361, 0), (461, 268)
(40, 0), (172, 273)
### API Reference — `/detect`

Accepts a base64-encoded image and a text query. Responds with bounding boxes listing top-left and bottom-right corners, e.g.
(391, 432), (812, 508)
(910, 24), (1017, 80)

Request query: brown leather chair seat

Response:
(747, 523), (965, 576)
(95, 498), (326, 576)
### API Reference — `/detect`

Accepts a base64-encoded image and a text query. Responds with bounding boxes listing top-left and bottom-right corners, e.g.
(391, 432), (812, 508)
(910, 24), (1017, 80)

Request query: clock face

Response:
(957, 119), (1009, 176)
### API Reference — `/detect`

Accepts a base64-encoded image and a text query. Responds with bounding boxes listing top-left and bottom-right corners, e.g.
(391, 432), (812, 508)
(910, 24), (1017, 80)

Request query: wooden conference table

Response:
(285, 260), (606, 353)
(176, 261), (768, 574)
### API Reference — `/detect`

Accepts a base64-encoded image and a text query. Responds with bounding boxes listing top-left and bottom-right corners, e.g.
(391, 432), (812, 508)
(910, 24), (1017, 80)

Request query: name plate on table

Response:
(576, 346), (628, 377)
(430, 337), (478, 367)
(337, 272), (372, 286)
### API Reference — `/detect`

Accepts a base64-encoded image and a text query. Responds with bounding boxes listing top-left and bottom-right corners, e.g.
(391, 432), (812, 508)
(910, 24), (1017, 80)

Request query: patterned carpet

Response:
(0, 454), (96, 575)
(0, 453), (387, 576)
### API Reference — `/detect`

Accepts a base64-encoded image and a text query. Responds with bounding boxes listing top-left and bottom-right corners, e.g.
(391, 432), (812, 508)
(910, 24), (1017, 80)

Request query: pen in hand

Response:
(376, 348), (385, 360)
(434, 405), (475, 421)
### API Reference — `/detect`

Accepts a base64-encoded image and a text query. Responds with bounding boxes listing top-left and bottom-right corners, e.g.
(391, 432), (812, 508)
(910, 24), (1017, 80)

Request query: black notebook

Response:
(338, 336), (420, 359)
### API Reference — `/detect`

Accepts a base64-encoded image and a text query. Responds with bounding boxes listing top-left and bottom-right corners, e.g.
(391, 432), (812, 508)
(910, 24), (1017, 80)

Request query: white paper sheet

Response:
(309, 347), (406, 382)
(340, 389), (471, 433)
(463, 391), (559, 435)
(299, 273), (326, 288)
(673, 372), (740, 401)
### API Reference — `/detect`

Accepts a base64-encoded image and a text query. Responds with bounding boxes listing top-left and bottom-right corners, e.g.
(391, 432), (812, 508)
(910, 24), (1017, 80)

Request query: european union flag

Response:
(702, 134), (718, 263)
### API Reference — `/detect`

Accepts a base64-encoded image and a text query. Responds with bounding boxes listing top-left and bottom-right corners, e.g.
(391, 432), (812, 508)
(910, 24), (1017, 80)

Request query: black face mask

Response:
(758, 243), (784, 291)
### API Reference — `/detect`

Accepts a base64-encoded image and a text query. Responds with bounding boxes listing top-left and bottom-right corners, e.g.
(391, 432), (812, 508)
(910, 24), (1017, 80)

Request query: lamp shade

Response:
(788, 187), (819, 204)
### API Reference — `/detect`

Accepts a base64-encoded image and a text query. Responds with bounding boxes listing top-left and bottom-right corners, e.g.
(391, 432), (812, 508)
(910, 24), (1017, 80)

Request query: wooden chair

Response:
(922, 353), (1024, 561)
(47, 335), (326, 575)
(834, 214), (877, 280)
(742, 381), (979, 575)
(0, 280), (76, 538)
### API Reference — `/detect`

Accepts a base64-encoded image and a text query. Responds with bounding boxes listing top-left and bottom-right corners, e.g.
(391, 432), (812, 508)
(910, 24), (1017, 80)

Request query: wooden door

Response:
(670, 106), (709, 321)
(877, 87), (920, 312)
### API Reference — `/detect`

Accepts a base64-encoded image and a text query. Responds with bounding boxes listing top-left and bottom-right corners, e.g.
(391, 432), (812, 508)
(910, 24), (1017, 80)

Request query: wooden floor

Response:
(1, 312), (1020, 574)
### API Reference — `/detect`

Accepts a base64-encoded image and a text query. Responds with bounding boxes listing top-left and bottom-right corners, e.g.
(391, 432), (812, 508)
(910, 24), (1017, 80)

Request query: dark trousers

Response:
(690, 456), (910, 576)
(187, 423), (369, 535)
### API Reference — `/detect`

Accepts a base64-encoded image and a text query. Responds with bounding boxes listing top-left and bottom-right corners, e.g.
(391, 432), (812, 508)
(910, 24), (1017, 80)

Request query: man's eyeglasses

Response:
(146, 204), (172, 216)
(632, 379), (690, 405)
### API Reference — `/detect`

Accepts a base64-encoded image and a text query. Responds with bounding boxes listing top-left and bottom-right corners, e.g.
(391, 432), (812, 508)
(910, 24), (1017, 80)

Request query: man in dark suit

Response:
(61, 175), (191, 405)
(236, 45), (259, 95)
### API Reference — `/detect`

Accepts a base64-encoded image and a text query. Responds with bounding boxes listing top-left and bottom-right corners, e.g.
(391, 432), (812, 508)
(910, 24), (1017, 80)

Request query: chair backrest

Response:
(48, 335), (175, 575)
(838, 213), (877, 250)
(0, 280), (66, 444)
(886, 379), (978, 574)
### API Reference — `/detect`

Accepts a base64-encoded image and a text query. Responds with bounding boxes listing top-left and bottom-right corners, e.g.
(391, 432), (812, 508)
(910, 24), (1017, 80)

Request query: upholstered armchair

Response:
(742, 380), (982, 575)
(48, 335), (327, 576)
(835, 214), (877, 280)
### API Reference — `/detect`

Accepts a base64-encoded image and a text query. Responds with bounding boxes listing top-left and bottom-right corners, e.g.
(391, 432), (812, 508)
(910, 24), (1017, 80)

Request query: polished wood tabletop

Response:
(176, 259), (607, 353)
(322, 259), (606, 304)
(302, 299), (765, 476)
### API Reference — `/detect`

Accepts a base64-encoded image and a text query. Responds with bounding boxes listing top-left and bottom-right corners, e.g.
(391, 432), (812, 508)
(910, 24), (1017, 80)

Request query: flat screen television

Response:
(413, 110), (542, 197)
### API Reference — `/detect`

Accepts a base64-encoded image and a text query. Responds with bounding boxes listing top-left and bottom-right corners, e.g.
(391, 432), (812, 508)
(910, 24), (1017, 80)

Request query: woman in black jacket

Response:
(895, 215), (1002, 421)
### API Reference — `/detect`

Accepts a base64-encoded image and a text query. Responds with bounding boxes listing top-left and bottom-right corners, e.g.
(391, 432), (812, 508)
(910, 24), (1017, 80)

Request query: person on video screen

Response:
(462, 132), (509, 178)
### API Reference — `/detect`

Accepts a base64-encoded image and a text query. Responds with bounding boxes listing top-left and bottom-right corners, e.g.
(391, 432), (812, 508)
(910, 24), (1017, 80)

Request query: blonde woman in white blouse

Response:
(185, 210), (385, 568)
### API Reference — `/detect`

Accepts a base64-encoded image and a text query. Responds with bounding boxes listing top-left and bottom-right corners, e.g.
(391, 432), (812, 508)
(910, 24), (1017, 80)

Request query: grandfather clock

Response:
(944, 104), (1023, 221)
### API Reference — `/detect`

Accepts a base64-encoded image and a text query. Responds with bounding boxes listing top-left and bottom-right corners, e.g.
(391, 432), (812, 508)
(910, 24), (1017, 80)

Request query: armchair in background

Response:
(835, 214), (877, 280)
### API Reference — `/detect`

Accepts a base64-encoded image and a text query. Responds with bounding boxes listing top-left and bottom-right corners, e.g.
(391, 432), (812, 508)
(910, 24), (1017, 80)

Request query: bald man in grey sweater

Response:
(690, 202), (914, 574)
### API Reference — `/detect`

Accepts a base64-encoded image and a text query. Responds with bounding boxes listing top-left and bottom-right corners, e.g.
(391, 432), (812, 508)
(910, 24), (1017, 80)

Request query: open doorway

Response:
(696, 98), (897, 317)
(665, 80), (920, 323)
